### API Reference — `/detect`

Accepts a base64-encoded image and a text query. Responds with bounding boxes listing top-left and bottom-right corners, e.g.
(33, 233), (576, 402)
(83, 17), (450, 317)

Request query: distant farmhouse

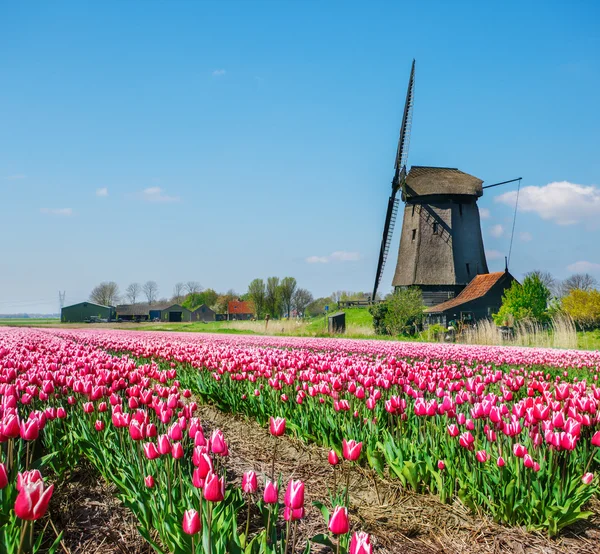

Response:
(61, 302), (116, 323)
(228, 300), (253, 320)
(61, 302), (216, 323)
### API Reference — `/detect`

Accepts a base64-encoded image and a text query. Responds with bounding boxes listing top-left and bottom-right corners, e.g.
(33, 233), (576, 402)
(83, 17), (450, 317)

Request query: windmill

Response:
(372, 61), (521, 306)
(371, 60), (415, 302)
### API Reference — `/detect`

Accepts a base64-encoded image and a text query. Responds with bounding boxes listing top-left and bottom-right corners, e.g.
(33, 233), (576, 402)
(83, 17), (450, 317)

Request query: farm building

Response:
(228, 300), (253, 320)
(61, 302), (116, 323)
(426, 270), (517, 326)
(191, 304), (215, 322)
(160, 304), (194, 322)
(115, 303), (170, 321)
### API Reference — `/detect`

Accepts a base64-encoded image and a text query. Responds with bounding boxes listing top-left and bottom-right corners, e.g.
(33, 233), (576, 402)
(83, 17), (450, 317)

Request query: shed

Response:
(227, 300), (253, 320)
(61, 302), (116, 323)
(116, 303), (170, 322)
(160, 304), (194, 323)
(426, 270), (517, 326)
(191, 304), (216, 322)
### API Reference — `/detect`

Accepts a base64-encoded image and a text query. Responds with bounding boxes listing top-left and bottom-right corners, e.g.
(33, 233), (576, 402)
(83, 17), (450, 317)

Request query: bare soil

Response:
(48, 406), (600, 553)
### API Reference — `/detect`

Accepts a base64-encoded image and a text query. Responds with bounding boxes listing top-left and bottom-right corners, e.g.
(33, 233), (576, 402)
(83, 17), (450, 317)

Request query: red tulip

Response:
(157, 434), (171, 455)
(328, 450), (340, 466)
(17, 470), (42, 491)
(145, 475), (155, 488)
(342, 439), (362, 461)
(20, 419), (39, 441)
(328, 505), (349, 535)
(0, 463), (7, 489)
(192, 467), (205, 488)
(263, 479), (278, 504)
(349, 531), (372, 554)
(284, 506), (304, 521)
(169, 423), (183, 441)
(83, 402), (94, 414)
(144, 442), (160, 460)
(497, 456), (506, 467)
(129, 420), (145, 441)
(95, 420), (105, 431)
(2, 414), (20, 438)
(437, 460), (445, 470)
(582, 472), (594, 485)
(284, 479), (305, 509)
(269, 416), (286, 437)
(475, 450), (489, 463)
(182, 509), (201, 535)
(592, 431), (600, 447)
(203, 471), (225, 502)
(171, 442), (184, 459)
(210, 429), (227, 455)
(242, 471), (258, 494)
(14, 479), (54, 521)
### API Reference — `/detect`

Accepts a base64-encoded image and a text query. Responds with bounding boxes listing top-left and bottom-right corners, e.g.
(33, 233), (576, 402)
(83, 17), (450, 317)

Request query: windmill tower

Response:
(372, 61), (511, 307)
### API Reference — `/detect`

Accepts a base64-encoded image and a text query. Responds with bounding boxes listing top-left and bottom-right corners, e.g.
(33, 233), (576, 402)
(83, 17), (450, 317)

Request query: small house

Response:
(227, 300), (253, 320)
(191, 304), (216, 322)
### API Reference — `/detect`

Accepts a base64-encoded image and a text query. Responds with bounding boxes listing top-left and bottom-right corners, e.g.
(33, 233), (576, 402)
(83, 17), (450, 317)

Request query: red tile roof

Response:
(228, 300), (253, 314)
(427, 272), (507, 313)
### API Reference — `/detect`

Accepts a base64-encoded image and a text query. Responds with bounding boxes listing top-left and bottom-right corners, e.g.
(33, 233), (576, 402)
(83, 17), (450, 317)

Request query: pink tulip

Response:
(497, 456), (506, 467)
(171, 442), (184, 459)
(582, 472), (594, 485)
(203, 472), (225, 502)
(95, 420), (105, 431)
(328, 505), (349, 535)
(328, 450), (340, 466)
(182, 509), (201, 535)
(0, 463), (7, 489)
(145, 475), (155, 488)
(210, 429), (227, 455)
(157, 434), (171, 455)
(269, 416), (286, 436)
(14, 479), (54, 521)
(437, 460), (445, 470)
(284, 506), (304, 521)
(263, 479), (279, 504)
(192, 467), (205, 488)
(284, 479), (305, 510)
(349, 531), (372, 554)
(475, 450), (489, 463)
(242, 471), (258, 494)
(20, 419), (39, 441)
(592, 431), (600, 447)
(342, 439), (362, 461)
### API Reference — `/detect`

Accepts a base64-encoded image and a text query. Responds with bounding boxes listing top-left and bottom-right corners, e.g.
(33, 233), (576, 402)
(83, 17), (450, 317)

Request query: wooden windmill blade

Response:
(371, 60), (415, 302)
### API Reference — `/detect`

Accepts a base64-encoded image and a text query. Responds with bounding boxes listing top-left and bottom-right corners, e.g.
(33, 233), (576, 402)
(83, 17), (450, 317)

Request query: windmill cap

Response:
(403, 166), (484, 199)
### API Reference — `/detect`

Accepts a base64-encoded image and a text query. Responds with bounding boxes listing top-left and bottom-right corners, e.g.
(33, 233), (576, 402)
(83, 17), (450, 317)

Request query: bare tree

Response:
(185, 281), (203, 294)
(293, 288), (313, 316)
(90, 282), (120, 306)
(173, 282), (185, 304)
(125, 282), (141, 304)
(143, 281), (159, 305)
(559, 273), (599, 296)
(331, 291), (343, 305)
(525, 270), (559, 297)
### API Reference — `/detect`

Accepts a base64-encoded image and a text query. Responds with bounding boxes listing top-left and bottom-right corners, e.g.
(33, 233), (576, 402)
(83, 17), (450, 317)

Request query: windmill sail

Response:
(372, 60), (415, 301)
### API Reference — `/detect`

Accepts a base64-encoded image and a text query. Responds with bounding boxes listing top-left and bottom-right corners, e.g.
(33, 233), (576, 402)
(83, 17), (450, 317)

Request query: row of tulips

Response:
(50, 328), (600, 533)
(0, 328), (373, 553)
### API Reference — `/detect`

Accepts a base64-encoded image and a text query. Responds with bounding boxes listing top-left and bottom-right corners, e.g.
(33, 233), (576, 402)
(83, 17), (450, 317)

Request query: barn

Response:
(61, 302), (116, 323)
(191, 304), (216, 322)
(426, 270), (517, 327)
(116, 303), (170, 321)
(160, 304), (194, 323)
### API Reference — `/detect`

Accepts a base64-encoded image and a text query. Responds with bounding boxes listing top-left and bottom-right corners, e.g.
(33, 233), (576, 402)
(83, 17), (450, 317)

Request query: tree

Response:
(559, 273), (599, 297)
(279, 277), (297, 318)
(215, 289), (238, 315)
(185, 281), (203, 295)
(90, 282), (120, 307)
(143, 281), (159, 305)
(493, 274), (551, 326)
(561, 289), (600, 329)
(293, 288), (313, 316)
(182, 288), (219, 311)
(525, 270), (559, 297)
(173, 282), (185, 304)
(125, 282), (141, 304)
(331, 291), (343, 306)
(247, 279), (266, 319)
(306, 297), (331, 317)
(370, 287), (425, 335)
(265, 277), (281, 318)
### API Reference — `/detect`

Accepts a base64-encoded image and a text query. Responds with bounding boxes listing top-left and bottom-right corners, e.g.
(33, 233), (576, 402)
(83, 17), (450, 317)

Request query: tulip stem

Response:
(191, 535), (195, 554)
(291, 520), (298, 554)
(178, 462), (184, 501)
(266, 505), (272, 545)
(271, 439), (278, 482)
(207, 503), (213, 554)
(243, 497), (251, 548)
(17, 520), (28, 554)
(283, 520), (291, 554)
(166, 459), (172, 513)
(25, 442), (30, 471)
(344, 466), (351, 507)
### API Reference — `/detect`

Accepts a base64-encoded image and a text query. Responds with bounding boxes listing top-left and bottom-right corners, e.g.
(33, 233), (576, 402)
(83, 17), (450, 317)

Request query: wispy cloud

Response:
(495, 181), (600, 227)
(306, 251), (360, 264)
(40, 208), (72, 216)
(566, 261), (600, 274)
(486, 249), (504, 260)
(519, 231), (532, 242)
(480, 208), (491, 220)
(489, 224), (504, 238)
(3, 174), (26, 181)
(212, 69), (226, 77)
(96, 187), (108, 197)
(141, 187), (180, 203)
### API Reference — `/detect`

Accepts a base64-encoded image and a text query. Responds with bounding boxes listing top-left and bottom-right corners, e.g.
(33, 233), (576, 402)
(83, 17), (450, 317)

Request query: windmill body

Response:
(392, 166), (489, 307)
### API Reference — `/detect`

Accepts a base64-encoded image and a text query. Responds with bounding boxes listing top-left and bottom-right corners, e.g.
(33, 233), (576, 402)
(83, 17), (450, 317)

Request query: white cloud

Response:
(306, 251), (360, 264)
(495, 181), (600, 227)
(4, 174), (26, 180)
(212, 69), (226, 77)
(519, 231), (532, 242)
(96, 187), (108, 197)
(566, 261), (600, 274)
(489, 224), (504, 238)
(486, 249), (504, 260)
(480, 208), (491, 220)
(141, 187), (180, 203)
(40, 208), (72, 216)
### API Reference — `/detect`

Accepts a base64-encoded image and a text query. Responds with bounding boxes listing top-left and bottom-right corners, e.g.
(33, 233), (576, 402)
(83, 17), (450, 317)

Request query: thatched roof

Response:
(403, 166), (483, 199)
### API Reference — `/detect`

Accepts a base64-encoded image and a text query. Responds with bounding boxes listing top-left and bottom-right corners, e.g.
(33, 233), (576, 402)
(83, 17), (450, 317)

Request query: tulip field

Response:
(1, 327), (600, 553)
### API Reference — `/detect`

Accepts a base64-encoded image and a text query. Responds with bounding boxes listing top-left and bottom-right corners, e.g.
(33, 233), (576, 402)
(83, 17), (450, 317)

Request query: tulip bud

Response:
(0, 463), (7, 489)
(582, 472), (594, 485)
(342, 439), (362, 461)
(328, 505), (349, 535)
(269, 417), (286, 437)
(497, 456), (506, 467)
(15, 480), (54, 521)
(263, 479), (278, 504)
(242, 471), (258, 494)
(95, 420), (105, 432)
(182, 509), (201, 535)
(203, 472), (225, 502)
(145, 475), (155, 488)
(284, 479), (305, 510)
(437, 460), (445, 471)
(172, 442), (184, 459)
(328, 450), (340, 466)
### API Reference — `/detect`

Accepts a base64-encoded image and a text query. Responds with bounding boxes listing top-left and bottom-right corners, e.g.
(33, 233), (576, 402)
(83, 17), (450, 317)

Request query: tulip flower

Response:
(182, 509), (201, 535)
(203, 471), (225, 502)
(328, 505), (349, 535)
(157, 434), (171, 455)
(145, 475), (155, 488)
(95, 420), (105, 431)
(143, 442), (160, 460)
(20, 419), (39, 441)
(476, 450), (489, 463)
(14, 479), (54, 520)
(192, 467), (205, 488)
(210, 429), (227, 455)
(242, 471), (258, 494)
(285, 479), (305, 510)
(497, 456), (506, 467)
(437, 460), (445, 471)
(269, 416), (286, 436)
(582, 472), (594, 485)
(349, 531), (372, 554)
(592, 431), (600, 447)
(171, 442), (184, 459)
(284, 506), (304, 521)
(17, 470), (42, 490)
(263, 479), (278, 504)
(0, 463), (7, 489)
(328, 450), (340, 466)
(342, 439), (362, 461)
(129, 420), (145, 441)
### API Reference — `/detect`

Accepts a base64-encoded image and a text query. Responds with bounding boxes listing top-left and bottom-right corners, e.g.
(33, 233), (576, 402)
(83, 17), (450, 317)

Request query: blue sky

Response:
(1, 1), (599, 313)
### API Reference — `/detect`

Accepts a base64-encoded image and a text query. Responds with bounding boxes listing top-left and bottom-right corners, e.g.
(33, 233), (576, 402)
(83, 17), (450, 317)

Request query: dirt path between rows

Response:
(49, 404), (600, 553)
